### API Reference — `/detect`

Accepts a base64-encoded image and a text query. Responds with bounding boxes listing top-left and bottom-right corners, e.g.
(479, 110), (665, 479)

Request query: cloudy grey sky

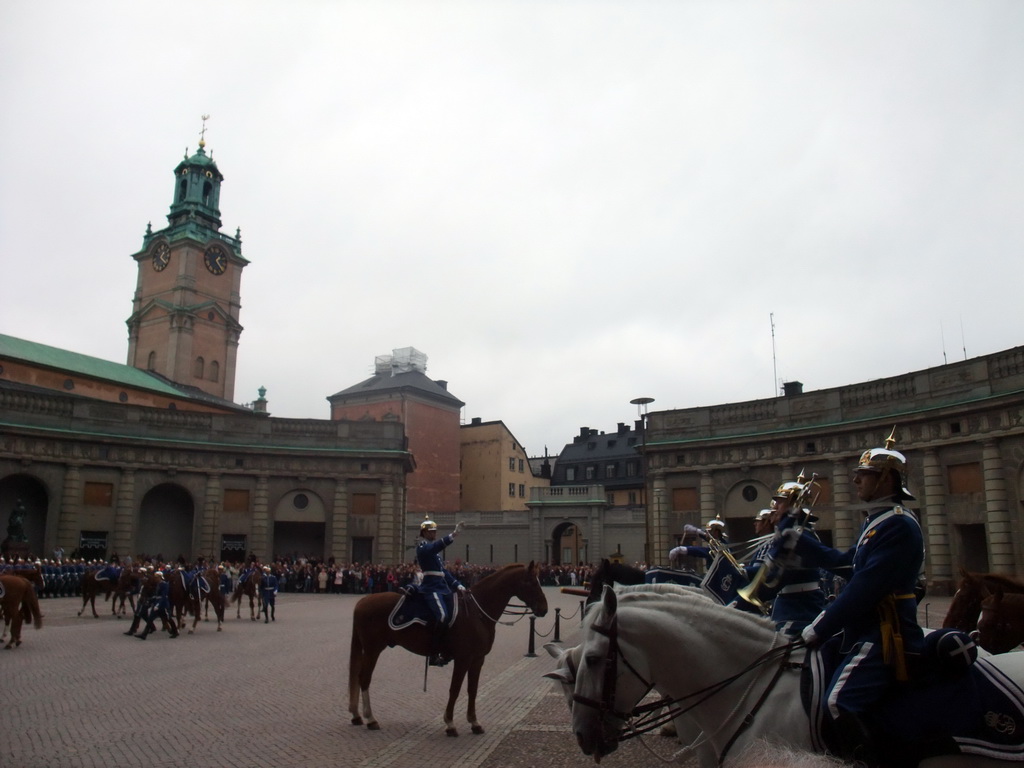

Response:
(2, 1), (1022, 456)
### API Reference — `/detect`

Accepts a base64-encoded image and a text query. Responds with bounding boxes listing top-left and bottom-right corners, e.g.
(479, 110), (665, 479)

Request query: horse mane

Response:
(603, 582), (777, 633)
(472, 563), (527, 587)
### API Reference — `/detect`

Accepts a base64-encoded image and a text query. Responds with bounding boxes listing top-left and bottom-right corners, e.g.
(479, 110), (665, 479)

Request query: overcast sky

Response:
(2, 1), (1022, 456)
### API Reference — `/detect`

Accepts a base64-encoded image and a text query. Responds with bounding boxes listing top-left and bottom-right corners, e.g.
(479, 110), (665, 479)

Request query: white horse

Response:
(571, 583), (1024, 767)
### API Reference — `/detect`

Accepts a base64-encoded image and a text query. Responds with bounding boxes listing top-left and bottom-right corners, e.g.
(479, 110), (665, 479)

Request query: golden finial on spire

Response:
(199, 114), (210, 148)
(885, 426), (897, 450)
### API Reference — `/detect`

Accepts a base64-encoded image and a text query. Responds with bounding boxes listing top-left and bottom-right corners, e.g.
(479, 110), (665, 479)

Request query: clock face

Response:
(152, 243), (170, 272)
(204, 246), (227, 275)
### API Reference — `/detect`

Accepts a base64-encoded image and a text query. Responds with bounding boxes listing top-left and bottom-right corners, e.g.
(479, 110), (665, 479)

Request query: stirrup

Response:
(428, 654), (449, 667)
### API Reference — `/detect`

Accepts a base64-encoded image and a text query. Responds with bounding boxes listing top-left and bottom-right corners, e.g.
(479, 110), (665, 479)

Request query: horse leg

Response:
(444, 660), (470, 737)
(6, 608), (22, 649)
(354, 649), (384, 730)
(465, 659), (486, 735)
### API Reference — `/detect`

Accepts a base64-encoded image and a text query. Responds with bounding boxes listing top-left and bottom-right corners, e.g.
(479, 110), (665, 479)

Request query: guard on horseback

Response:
(785, 429), (924, 765)
(738, 477), (828, 634)
(415, 515), (466, 667)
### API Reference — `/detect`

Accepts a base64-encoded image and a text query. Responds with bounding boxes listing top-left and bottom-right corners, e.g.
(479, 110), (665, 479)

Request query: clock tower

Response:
(126, 128), (248, 401)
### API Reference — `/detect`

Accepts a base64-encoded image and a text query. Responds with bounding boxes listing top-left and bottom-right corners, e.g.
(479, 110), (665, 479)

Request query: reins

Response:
(574, 610), (804, 766)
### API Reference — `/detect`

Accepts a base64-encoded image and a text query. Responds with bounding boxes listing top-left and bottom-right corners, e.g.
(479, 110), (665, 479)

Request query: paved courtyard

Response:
(2, 586), (955, 768)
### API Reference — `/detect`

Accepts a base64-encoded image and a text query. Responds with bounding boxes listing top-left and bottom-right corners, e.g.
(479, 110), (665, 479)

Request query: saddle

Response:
(801, 628), (1024, 765)
(643, 567), (701, 587)
(388, 590), (460, 631)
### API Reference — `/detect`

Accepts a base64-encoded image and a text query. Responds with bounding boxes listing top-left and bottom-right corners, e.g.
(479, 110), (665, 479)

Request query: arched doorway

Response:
(272, 490), (326, 561)
(0, 473), (49, 558)
(550, 521), (585, 566)
(722, 480), (774, 545)
(138, 483), (194, 562)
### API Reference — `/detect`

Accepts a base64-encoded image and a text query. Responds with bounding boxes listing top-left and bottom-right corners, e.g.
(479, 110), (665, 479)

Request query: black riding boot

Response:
(428, 625), (449, 667)
(136, 623), (154, 641)
(271, 605), (275, 622)
(833, 712), (880, 767)
(124, 616), (141, 636)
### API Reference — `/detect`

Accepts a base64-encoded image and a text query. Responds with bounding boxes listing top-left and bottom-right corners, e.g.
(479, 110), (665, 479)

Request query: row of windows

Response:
(564, 461), (639, 482)
(508, 483), (526, 498)
(508, 457), (526, 473)
(144, 351), (220, 383)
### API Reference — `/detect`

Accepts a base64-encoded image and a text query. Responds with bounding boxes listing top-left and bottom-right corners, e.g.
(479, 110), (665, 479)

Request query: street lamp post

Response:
(630, 397), (655, 565)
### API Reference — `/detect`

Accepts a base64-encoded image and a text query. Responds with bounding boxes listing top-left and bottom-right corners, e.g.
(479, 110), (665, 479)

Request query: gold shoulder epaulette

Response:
(893, 505), (905, 515)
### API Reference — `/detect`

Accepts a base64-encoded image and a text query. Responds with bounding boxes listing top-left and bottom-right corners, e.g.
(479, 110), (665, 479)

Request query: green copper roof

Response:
(0, 333), (184, 397)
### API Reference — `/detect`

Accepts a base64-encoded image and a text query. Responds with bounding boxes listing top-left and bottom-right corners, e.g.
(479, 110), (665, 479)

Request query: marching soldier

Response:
(415, 515), (466, 666)
(136, 571), (178, 640)
(260, 565), (279, 623)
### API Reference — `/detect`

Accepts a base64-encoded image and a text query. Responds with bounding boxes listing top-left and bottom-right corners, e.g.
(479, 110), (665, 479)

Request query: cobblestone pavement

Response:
(2, 587), (954, 768)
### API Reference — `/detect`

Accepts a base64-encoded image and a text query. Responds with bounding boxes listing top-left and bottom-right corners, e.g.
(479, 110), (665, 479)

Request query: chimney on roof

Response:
(436, 380), (448, 391)
(470, 417), (482, 425)
(617, 422), (629, 435)
(782, 381), (804, 397)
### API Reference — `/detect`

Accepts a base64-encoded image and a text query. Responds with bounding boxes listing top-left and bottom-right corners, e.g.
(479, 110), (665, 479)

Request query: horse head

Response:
(571, 585), (653, 761)
(943, 570), (993, 632)
(977, 589), (1024, 654)
(515, 561), (548, 618)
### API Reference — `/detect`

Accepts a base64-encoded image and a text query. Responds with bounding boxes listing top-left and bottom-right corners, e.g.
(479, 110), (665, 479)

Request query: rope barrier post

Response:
(580, 599), (585, 624)
(554, 607), (561, 643)
(525, 616), (537, 657)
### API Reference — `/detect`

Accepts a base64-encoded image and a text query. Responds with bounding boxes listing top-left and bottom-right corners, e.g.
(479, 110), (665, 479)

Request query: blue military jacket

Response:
(416, 535), (461, 594)
(794, 504), (924, 652)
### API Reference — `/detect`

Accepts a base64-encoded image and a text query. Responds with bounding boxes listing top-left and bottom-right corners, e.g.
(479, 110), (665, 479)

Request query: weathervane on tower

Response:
(199, 114), (210, 148)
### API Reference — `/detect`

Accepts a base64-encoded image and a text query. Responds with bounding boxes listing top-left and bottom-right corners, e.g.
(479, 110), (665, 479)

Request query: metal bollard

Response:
(525, 616), (537, 657)
(554, 607), (562, 643)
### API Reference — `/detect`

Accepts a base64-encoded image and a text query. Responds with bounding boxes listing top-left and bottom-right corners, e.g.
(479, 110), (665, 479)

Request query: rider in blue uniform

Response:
(416, 515), (465, 666)
(260, 565), (279, 623)
(787, 431), (924, 765)
(741, 479), (828, 635)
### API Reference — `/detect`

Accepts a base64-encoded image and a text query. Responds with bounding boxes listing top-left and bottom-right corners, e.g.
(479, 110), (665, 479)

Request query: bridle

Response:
(572, 611), (802, 766)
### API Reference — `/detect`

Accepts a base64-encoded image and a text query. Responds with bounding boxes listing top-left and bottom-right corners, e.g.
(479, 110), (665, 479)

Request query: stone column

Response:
(58, 464), (82, 553)
(982, 440), (1015, 574)
(331, 478), (349, 563)
(699, 471), (716, 526)
(112, 469), (136, 558)
(251, 474), (270, 561)
(831, 459), (855, 549)
(588, 505), (603, 565)
(200, 473), (221, 560)
(378, 479), (398, 563)
(651, 476), (668, 566)
(922, 449), (952, 587)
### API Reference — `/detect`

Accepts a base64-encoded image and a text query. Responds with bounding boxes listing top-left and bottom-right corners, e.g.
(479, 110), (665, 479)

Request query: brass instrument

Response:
(736, 471), (820, 613)
(705, 532), (744, 572)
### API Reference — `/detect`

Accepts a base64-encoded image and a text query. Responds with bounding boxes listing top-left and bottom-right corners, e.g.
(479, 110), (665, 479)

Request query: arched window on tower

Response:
(194, 356), (204, 379)
(178, 178), (187, 202)
(209, 360), (219, 383)
(203, 181), (212, 206)
(147, 351), (156, 371)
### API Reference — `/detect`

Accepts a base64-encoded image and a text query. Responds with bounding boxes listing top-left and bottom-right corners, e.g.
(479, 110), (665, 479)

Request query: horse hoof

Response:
(350, 716), (363, 726)
(446, 728), (458, 737)
(367, 722), (380, 731)
(188, 629), (195, 635)
(471, 725), (484, 735)
(217, 626), (223, 632)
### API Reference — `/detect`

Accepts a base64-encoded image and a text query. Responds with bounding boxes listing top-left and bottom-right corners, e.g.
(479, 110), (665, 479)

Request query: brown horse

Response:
(977, 590), (1024, 654)
(942, 569), (1024, 642)
(167, 569), (224, 634)
(77, 567), (119, 618)
(112, 567), (144, 618)
(231, 572), (261, 621)
(197, 568), (226, 631)
(0, 574), (43, 649)
(348, 562), (548, 736)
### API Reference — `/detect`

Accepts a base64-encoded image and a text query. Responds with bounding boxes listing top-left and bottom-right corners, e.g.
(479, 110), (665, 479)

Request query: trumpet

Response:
(736, 472), (820, 613)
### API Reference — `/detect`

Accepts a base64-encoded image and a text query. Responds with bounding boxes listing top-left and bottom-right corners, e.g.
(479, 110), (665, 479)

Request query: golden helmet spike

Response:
(885, 426), (897, 450)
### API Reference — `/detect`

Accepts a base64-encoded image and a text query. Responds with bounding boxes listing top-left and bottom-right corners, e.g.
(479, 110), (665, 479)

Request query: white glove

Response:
(457, 584), (466, 593)
(801, 623), (819, 646)
(454, 521), (466, 535)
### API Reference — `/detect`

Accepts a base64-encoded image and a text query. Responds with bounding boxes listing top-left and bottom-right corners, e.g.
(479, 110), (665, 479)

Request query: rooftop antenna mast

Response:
(941, 320), (947, 364)
(770, 312), (778, 396)
(960, 315), (967, 360)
